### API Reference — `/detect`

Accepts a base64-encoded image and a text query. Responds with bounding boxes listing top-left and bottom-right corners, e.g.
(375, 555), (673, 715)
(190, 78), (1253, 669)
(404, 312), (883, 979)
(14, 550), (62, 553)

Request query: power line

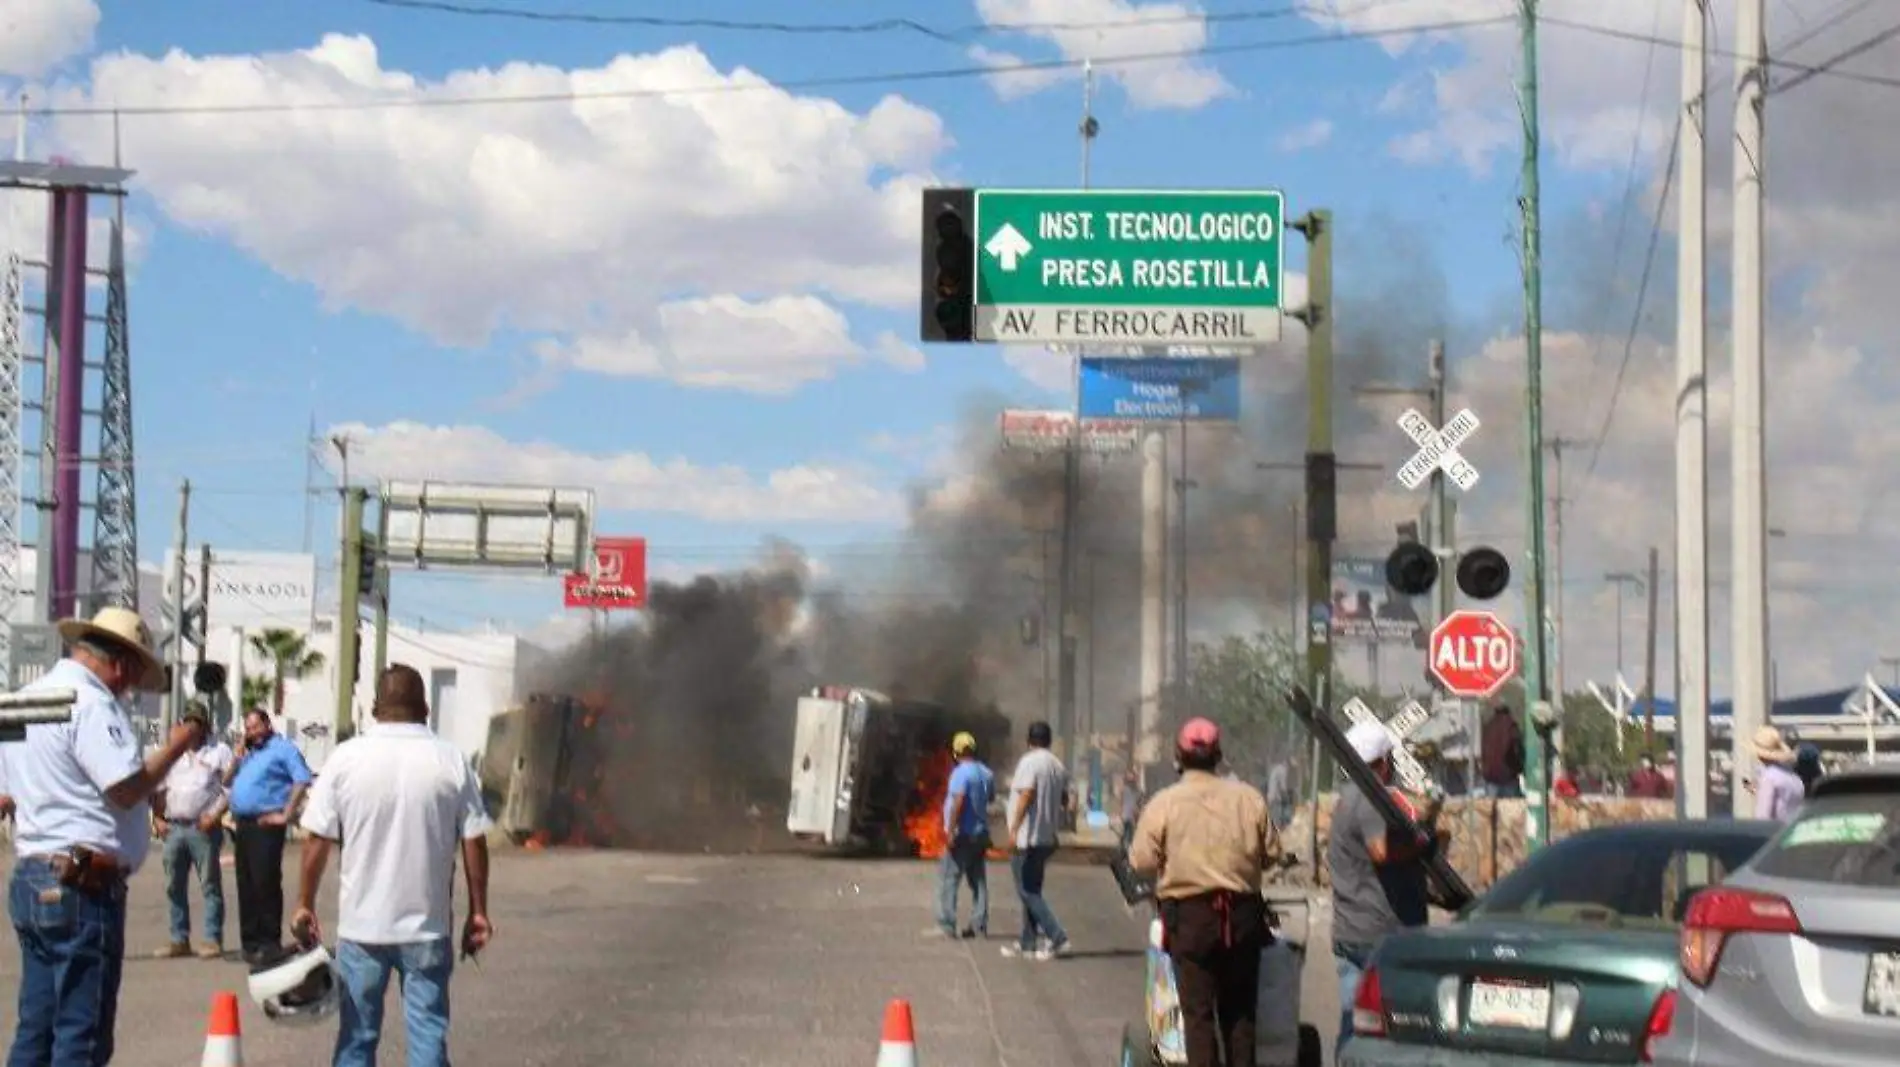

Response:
(1544, 14), (1900, 91)
(15, 14), (1511, 118)
(355, 0), (1414, 40)
(1769, 17), (1900, 96)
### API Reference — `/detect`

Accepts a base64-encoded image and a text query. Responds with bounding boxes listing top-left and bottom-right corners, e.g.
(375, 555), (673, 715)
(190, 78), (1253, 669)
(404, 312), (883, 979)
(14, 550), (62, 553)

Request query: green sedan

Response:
(1340, 819), (1777, 1066)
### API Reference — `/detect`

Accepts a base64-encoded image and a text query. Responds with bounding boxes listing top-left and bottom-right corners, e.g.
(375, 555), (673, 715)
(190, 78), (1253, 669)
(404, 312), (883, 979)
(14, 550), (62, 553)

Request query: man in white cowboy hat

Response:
(1751, 725), (1805, 823)
(1, 605), (207, 1064)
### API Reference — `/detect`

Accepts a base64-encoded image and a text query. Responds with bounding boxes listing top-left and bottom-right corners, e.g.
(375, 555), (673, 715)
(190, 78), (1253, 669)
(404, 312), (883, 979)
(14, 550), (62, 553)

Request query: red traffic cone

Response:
(201, 991), (243, 1066)
(876, 999), (917, 1066)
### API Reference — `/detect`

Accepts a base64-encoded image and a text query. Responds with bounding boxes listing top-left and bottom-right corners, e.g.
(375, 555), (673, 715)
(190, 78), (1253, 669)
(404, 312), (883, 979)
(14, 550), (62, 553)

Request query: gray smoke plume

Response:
(523, 219), (1454, 847)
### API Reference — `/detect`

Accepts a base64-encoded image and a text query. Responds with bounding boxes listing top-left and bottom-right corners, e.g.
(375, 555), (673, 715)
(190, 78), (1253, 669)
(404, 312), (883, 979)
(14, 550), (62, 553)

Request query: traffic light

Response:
(919, 187), (976, 343)
(357, 534), (379, 599)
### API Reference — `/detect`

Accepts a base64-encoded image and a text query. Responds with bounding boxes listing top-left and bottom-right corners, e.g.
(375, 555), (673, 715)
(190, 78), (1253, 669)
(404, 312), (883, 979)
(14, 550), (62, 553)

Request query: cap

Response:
(1345, 721), (1394, 764)
(1176, 717), (1221, 753)
(950, 731), (976, 756)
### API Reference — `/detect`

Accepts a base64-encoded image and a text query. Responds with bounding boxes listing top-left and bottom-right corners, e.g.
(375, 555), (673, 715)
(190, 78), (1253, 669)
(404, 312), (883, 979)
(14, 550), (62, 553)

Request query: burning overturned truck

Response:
(786, 686), (1011, 857)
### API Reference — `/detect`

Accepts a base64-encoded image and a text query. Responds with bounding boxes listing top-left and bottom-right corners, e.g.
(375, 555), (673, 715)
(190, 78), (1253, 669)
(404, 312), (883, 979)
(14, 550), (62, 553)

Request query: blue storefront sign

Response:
(1077, 356), (1242, 422)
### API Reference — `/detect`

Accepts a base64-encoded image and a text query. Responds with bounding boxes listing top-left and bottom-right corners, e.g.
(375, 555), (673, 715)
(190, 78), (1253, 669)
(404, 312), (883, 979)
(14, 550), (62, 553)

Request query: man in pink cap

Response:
(1128, 717), (1276, 1067)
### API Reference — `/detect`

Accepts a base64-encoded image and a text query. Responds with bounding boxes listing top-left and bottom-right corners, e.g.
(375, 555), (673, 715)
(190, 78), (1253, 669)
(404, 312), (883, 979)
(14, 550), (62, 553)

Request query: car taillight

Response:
(1679, 887), (1801, 987)
(1639, 989), (1676, 1062)
(1351, 964), (1386, 1037)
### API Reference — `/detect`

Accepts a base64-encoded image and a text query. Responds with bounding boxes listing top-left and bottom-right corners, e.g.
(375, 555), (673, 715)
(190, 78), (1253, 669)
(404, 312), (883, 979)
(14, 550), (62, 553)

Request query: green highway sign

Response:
(972, 188), (1285, 346)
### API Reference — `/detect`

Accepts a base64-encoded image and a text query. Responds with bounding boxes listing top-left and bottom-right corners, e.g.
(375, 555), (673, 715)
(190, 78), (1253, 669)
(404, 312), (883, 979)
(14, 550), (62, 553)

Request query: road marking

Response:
(1395, 407), (1482, 492)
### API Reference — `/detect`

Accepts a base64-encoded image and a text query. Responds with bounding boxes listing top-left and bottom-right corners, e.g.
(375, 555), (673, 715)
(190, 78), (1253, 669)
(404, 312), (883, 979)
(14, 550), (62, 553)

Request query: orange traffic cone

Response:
(876, 999), (917, 1067)
(201, 991), (243, 1066)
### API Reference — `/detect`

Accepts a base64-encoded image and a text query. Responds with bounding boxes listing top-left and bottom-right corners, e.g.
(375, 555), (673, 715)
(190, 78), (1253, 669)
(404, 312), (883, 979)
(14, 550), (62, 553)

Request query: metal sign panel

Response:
(972, 188), (1285, 345)
(8, 623), (61, 689)
(1077, 356), (1241, 422)
(998, 409), (1141, 454)
(379, 481), (594, 573)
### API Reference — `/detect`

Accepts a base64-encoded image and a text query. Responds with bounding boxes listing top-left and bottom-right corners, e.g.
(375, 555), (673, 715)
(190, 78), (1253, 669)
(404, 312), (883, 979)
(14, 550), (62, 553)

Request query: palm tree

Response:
(248, 628), (326, 717)
(240, 673), (275, 711)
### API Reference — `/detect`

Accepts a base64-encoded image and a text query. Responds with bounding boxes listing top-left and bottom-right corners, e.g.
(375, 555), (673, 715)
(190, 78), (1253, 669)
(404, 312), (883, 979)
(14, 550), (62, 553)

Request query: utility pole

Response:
(371, 495), (390, 681)
(335, 487), (367, 740)
(1544, 435), (1591, 712)
(163, 478), (190, 734)
(195, 544), (211, 676)
(1290, 209), (1335, 787)
(1173, 419), (1194, 692)
(1676, 0), (1712, 820)
(1605, 571), (1645, 677)
(1518, 0), (1553, 848)
(1642, 546), (1661, 751)
(1357, 341), (1456, 631)
(1729, 0), (1770, 819)
(1055, 59), (1099, 769)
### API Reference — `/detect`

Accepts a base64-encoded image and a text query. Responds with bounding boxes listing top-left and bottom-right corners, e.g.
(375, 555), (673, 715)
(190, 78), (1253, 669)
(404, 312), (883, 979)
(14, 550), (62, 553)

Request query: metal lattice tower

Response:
(0, 251), (24, 677)
(88, 213), (138, 613)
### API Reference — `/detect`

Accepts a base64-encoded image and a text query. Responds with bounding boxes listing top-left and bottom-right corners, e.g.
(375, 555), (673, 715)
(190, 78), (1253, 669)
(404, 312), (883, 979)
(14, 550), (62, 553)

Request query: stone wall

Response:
(1273, 795), (1680, 891)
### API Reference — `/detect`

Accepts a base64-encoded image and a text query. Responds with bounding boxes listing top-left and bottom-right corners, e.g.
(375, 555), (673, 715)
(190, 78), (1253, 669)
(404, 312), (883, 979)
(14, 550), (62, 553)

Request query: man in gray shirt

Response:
(1003, 720), (1071, 960)
(1329, 722), (1441, 1055)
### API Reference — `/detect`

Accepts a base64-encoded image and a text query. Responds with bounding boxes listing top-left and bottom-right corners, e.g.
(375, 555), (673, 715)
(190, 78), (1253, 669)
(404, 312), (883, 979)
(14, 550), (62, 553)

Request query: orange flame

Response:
(902, 750), (954, 860)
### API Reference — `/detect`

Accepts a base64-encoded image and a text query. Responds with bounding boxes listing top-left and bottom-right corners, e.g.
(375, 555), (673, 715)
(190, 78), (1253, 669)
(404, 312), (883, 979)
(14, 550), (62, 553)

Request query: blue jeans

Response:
(1333, 940), (1373, 1057)
(1009, 845), (1067, 951)
(7, 858), (127, 1067)
(333, 938), (455, 1067)
(162, 824), (225, 946)
(936, 834), (989, 934)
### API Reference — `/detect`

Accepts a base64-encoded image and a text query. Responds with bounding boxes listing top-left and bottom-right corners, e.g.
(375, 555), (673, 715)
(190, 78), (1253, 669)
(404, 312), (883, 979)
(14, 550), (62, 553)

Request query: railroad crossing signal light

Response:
(919, 187), (976, 343)
(1383, 542), (1513, 601)
(192, 662), (227, 695)
(1456, 546), (1511, 601)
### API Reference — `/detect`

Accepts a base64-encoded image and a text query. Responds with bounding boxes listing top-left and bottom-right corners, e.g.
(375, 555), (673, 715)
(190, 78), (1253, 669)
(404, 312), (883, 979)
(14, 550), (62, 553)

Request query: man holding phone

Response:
(291, 664), (494, 1067)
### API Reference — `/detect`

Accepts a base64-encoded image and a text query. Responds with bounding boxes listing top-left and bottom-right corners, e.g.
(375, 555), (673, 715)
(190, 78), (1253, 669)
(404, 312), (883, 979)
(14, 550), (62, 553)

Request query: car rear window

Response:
(1752, 793), (1900, 888)
(1470, 831), (1769, 927)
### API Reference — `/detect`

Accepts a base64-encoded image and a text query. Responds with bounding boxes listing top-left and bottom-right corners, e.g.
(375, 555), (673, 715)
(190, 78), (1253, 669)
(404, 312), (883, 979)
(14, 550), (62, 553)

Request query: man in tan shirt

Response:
(1129, 717), (1277, 1067)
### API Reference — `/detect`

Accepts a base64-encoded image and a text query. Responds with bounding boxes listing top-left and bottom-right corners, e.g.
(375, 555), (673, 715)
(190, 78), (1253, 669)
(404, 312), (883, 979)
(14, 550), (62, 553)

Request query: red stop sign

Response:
(1429, 610), (1520, 698)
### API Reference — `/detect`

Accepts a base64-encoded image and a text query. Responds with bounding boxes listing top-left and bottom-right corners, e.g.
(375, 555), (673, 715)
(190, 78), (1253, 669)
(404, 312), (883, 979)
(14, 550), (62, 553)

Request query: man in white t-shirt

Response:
(291, 664), (494, 1067)
(1003, 720), (1072, 960)
(152, 702), (235, 959)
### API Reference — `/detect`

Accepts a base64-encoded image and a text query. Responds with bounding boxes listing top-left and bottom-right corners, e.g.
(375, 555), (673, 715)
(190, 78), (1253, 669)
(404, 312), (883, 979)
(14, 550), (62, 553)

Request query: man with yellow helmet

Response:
(935, 732), (995, 939)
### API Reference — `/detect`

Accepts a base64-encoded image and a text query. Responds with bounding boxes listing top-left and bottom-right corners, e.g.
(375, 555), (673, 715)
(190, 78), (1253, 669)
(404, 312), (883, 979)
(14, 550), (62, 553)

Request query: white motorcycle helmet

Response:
(248, 944), (339, 1025)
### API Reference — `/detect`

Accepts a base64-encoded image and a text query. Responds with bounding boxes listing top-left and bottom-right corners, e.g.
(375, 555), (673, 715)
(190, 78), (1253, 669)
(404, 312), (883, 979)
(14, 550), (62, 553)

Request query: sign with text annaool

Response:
(380, 481), (595, 573)
(999, 409), (1141, 454)
(1077, 356), (1241, 422)
(970, 189), (1285, 346)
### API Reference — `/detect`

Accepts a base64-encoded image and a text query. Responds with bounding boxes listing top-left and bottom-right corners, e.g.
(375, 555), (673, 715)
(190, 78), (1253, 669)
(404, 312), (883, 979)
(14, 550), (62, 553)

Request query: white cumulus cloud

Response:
(0, 0), (97, 78)
(37, 35), (953, 393)
(971, 0), (1233, 110)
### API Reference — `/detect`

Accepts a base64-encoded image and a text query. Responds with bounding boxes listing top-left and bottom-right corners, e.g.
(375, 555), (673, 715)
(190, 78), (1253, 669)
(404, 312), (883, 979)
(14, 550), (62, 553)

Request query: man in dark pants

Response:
(223, 708), (313, 964)
(1129, 718), (1276, 1067)
(1479, 704), (1525, 798)
(1330, 722), (1442, 1056)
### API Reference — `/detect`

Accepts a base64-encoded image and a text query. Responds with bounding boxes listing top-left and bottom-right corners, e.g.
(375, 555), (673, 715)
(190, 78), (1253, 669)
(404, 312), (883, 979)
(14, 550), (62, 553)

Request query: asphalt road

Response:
(0, 848), (1344, 1066)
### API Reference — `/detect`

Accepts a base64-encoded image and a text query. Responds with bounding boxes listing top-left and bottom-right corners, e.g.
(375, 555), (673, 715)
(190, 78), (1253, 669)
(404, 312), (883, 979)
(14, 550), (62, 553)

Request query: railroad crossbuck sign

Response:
(1429, 610), (1519, 699)
(1396, 407), (1482, 492)
(1341, 697), (1435, 796)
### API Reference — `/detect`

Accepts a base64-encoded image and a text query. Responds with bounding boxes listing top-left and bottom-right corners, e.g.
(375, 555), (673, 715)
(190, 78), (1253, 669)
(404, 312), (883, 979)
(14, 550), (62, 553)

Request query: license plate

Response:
(1865, 951), (1900, 1018)
(1469, 980), (1551, 1030)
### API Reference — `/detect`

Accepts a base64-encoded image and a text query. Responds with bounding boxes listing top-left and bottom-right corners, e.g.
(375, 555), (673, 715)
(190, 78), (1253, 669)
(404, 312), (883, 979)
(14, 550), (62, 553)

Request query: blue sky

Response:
(8, 0), (1900, 694)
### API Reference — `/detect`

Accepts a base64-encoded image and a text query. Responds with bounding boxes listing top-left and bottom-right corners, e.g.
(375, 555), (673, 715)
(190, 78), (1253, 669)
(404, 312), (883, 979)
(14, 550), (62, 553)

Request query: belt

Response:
(23, 848), (129, 897)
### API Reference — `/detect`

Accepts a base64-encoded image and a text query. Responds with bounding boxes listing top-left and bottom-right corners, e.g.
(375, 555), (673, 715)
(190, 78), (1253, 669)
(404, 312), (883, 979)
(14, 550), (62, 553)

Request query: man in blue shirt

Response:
(224, 708), (313, 964)
(935, 732), (994, 940)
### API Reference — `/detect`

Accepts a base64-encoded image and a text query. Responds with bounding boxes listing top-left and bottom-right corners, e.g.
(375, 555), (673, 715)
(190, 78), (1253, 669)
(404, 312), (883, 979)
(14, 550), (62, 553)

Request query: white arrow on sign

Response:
(1396, 407), (1482, 492)
(984, 223), (1033, 272)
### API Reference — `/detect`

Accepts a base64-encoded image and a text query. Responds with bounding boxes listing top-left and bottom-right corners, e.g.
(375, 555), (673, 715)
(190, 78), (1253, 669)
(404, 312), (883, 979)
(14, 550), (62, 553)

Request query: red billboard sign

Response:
(563, 536), (647, 610)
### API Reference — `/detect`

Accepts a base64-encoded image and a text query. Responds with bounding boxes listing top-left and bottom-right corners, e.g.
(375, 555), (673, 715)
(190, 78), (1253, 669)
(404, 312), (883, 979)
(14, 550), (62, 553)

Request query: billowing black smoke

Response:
(525, 219), (1455, 847)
